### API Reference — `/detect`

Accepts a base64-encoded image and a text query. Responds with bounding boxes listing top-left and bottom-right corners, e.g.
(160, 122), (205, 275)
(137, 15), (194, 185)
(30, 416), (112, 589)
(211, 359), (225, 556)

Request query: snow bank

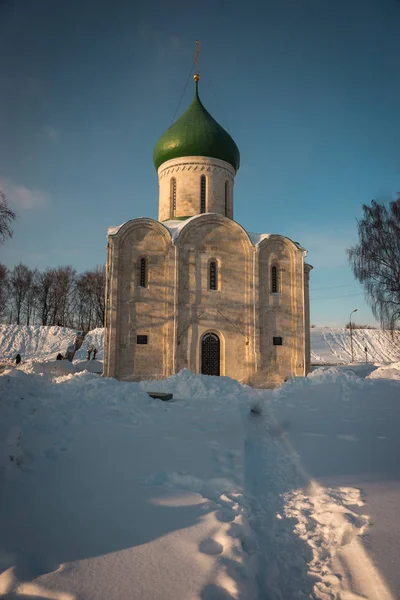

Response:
(277, 366), (368, 396)
(17, 359), (79, 377)
(0, 325), (78, 362)
(74, 359), (103, 374)
(367, 361), (400, 381)
(73, 328), (104, 361)
(311, 327), (400, 364)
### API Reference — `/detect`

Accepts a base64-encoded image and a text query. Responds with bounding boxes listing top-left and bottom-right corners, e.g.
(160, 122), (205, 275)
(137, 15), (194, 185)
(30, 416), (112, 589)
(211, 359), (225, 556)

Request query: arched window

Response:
(139, 257), (148, 288)
(200, 175), (206, 213)
(170, 177), (176, 218)
(209, 261), (217, 290)
(271, 265), (278, 293)
(225, 180), (229, 216)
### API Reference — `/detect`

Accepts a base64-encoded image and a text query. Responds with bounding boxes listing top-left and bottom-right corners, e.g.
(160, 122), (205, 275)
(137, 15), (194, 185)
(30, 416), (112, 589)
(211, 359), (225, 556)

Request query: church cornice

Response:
(158, 156), (235, 180)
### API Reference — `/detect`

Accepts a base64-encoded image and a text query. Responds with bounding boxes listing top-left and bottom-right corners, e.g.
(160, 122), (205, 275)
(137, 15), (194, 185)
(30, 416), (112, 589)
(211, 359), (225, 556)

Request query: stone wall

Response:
(255, 236), (306, 387)
(104, 219), (174, 381)
(174, 214), (253, 384)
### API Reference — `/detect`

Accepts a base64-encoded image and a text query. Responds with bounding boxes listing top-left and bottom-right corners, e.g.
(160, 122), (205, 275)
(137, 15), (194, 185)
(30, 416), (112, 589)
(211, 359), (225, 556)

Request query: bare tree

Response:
(348, 196), (400, 329)
(74, 271), (95, 331)
(24, 268), (38, 325)
(0, 263), (9, 321)
(3, 262), (106, 329)
(49, 266), (76, 326)
(0, 189), (16, 245)
(73, 267), (104, 331)
(35, 268), (56, 325)
(8, 264), (33, 325)
(91, 265), (106, 327)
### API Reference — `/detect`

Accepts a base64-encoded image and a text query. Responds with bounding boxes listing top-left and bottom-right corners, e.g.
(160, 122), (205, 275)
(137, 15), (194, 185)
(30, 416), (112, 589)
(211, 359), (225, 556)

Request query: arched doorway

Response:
(201, 333), (220, 376)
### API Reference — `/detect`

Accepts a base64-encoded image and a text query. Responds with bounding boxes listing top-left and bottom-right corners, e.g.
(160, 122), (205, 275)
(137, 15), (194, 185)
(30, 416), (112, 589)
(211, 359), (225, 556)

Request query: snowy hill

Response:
(73, 328), (104, 361)
(2, 325), (400, 366)
(311, 327), (400, 364)
(0, 325), (79, 361)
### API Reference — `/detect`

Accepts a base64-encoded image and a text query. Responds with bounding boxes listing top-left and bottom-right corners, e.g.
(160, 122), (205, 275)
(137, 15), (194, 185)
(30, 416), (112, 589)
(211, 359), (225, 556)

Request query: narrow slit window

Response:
(171, 177), (176, 217)
(137, 335), (148, 344)
(225, 180), (229, 216)
(209, 261), (217, 290)
(200, 175), (206, 213)
(271, 266), (278, 293)
(139, 258), (147, 288)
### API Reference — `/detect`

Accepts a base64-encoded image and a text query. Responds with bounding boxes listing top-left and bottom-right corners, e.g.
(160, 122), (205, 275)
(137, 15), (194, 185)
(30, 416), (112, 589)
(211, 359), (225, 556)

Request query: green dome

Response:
(153, 81), (240, 172)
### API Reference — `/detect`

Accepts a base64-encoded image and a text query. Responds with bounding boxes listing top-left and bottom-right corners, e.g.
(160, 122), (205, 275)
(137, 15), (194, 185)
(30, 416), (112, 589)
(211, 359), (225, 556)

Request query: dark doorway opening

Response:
(201, 333), (220, 376)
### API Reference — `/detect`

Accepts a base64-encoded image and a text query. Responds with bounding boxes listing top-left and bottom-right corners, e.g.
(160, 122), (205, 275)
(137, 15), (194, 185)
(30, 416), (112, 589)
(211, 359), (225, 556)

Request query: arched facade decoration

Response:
(254, 235), (309, 387)
(103, 218), (174, 382)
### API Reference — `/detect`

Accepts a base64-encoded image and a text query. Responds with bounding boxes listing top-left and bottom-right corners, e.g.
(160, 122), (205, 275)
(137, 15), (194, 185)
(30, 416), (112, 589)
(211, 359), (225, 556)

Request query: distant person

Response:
(87, 348), (92, 361)
(56, 353), (63, 360)
(92, 347), (97, 360)
(15, 354), (21, 365)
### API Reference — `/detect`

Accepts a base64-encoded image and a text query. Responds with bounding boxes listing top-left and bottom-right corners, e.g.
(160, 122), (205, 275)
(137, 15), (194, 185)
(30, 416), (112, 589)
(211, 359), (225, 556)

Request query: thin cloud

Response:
(1, 75), (45, 104)
(135, 26), (181, 53)
(0, 178), (50, 210)
(169, 35), (181, 50)
(43, 125), (59, 141)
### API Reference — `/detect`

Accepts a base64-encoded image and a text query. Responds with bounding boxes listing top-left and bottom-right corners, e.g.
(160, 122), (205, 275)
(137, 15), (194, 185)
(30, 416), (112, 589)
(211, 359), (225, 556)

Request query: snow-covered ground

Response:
(1, 361), (400, 599)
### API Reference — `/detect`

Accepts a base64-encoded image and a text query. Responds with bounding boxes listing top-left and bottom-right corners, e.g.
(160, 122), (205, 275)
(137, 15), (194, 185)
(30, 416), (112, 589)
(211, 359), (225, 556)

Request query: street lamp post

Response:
(349, 308), (358, 363)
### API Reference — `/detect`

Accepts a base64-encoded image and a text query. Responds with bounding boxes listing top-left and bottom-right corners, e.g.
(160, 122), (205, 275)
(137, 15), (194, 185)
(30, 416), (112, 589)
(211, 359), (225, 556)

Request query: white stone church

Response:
(103, 74), (312, 388)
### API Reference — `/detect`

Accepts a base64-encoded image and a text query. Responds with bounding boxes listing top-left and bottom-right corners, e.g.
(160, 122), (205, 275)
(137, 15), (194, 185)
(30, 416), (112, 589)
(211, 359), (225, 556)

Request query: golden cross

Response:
(195, 40), (200, 74)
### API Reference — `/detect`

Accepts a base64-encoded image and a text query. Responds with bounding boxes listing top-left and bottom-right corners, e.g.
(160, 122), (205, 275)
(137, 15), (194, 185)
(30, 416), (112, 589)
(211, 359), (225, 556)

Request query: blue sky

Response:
(1, 0), (399, 327)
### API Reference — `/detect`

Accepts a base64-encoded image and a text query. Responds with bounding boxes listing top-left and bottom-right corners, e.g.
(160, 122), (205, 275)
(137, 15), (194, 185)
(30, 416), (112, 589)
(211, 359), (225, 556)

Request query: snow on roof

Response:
(107, 216), (304, 250)
(107, 216), (202, 239)
(163, 217), (274, 245)
(162, 215), (205, 241)
(248, 232), (271, 245)
(107, 217), (150, 236)
(107, 222), (127, 235)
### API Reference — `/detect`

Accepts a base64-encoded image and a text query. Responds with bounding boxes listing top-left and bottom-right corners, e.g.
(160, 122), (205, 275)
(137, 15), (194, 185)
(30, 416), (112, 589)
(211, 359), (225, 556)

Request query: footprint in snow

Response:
(200, 583), (235, 600)
(215, 508), (236, 523)
(199, 538), (224, 555)
(14, 553), (60, 581)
